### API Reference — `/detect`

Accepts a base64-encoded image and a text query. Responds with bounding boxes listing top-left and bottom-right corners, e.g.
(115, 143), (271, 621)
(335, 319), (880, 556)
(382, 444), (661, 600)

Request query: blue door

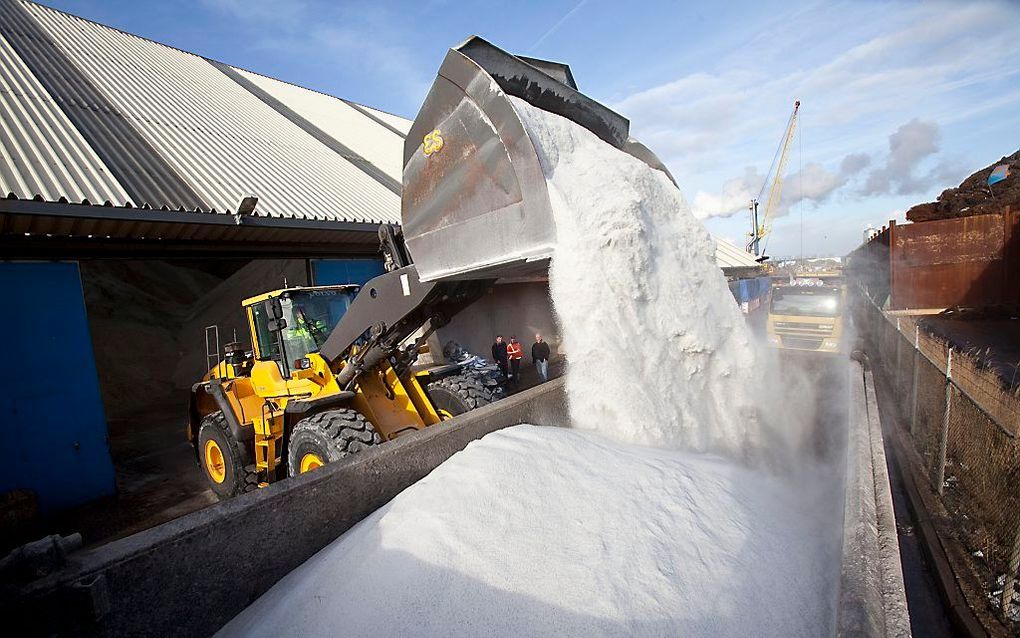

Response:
(311, 258), (386, 286)
(0, 262), (115, 513)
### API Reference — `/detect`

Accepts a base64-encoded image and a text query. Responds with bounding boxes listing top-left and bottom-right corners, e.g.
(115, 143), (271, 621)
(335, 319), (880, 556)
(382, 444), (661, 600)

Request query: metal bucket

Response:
(401, 37), (675, 282)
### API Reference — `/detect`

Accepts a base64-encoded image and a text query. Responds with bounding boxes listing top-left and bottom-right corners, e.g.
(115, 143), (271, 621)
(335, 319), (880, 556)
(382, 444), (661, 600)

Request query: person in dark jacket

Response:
(491, 335), (509, 379)
(532, 333), (551, 382)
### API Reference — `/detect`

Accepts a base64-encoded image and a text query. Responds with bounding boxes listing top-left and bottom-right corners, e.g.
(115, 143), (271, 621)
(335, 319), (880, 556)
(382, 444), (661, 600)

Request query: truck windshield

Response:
(770, 288), (841, 317)
(279, 289), (356, 361)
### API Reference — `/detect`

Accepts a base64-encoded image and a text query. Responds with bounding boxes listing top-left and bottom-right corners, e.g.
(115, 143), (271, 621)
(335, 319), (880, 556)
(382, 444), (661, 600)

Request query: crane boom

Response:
(748, 100), (800, 256)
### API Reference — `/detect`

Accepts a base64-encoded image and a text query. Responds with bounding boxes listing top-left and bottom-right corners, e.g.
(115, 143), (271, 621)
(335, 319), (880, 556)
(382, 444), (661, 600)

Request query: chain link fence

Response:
(855, 290), (1020, 634)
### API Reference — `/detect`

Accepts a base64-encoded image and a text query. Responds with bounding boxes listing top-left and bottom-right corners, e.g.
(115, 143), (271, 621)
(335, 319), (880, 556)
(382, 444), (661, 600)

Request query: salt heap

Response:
(512, 97), (764, 458)
(220, 427), (838, 638)
(218, 99), (839, 638)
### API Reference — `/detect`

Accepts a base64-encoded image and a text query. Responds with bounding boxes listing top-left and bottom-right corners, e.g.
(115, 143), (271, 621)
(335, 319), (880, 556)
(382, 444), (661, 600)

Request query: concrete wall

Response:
(438, 280), (563, 362)
(837, 359), (911, 637)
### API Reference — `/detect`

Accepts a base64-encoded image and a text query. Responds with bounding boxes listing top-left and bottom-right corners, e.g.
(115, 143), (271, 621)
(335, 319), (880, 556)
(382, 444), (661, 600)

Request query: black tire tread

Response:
(428, 373), (496, 414)
(198, 411), (258, 500)
(287, 408), (381, 477)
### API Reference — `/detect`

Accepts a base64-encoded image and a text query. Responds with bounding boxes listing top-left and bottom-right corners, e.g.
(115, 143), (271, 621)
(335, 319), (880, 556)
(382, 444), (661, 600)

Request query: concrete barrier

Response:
(9, 378), (568, 637)
(837, 359), (912, 637)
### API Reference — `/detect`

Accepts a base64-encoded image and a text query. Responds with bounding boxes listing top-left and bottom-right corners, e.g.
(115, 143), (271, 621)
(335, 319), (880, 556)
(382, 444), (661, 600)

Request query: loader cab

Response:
(245, 285), (359, 376)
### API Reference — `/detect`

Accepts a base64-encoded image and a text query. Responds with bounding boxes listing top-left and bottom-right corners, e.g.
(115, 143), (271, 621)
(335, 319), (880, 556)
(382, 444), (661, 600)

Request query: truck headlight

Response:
(822, 339), (839, 350)
(767, 334), (781, 345)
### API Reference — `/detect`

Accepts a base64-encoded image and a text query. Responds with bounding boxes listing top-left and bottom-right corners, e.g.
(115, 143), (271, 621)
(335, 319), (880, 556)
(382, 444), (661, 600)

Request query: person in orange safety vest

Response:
(506, 336), (523, 385)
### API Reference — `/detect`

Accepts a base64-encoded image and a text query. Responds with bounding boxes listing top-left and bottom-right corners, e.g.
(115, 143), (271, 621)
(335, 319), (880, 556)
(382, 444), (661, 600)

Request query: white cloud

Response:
(692, 152), (866, 220)
(691, 167), (761, 220)
(863, 119), (950, 196)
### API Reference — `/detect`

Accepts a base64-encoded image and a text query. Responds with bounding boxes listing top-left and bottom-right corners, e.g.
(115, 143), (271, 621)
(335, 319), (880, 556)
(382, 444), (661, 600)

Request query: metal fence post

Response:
(910, 326), (920, 434)
(935, 349), (953, 495)
(895, 318), (903, 392)
(1004, 524), (1020, 619)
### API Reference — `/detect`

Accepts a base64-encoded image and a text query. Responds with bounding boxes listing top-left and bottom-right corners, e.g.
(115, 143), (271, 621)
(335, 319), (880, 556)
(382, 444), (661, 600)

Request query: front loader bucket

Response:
(402, 36), (675, 282)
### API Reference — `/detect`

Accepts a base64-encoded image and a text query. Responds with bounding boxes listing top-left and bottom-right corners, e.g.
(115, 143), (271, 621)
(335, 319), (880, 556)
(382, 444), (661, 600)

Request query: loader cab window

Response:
(278, 289), (356, 363)
(250, 303), (282, 362)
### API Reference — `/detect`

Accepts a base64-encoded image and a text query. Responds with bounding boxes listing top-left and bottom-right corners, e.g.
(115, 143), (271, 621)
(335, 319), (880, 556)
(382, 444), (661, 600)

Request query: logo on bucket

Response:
(423, 129), (444, 157)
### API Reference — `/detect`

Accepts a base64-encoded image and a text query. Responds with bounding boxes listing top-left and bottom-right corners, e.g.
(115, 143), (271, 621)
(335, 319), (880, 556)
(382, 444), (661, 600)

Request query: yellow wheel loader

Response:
(188, 247), (497, 498)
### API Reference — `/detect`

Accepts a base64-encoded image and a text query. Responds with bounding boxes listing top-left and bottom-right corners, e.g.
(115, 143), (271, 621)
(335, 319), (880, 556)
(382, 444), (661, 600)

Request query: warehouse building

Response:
(0, 0), (410, 518)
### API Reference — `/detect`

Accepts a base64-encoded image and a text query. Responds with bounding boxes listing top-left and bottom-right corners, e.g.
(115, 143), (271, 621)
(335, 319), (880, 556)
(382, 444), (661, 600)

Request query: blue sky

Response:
(43, 0), (1020, 257)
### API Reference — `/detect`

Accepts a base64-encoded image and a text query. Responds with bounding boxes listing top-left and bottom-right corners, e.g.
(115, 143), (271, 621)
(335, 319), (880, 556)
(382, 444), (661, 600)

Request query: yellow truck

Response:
(765, 278), (847, 354)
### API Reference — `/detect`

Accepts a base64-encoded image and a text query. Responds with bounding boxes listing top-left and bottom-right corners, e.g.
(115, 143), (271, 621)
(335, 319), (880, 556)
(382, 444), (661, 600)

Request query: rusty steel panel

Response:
(889, 209), (1019, 310)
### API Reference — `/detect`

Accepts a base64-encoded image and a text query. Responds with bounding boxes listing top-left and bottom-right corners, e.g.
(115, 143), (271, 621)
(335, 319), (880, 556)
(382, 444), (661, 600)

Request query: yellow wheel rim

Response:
(300, 453), (324, 473)
(204, 439), (226, 484)
(437, 408), (454, 421)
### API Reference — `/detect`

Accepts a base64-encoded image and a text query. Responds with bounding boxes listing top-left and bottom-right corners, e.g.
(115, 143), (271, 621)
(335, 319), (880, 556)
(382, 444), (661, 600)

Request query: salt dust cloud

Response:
(513, 97), (767, 460)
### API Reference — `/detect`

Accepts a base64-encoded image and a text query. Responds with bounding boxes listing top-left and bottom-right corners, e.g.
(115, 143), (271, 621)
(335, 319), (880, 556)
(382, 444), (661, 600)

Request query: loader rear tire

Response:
(198, 411), (258, 500)
(427, 373), (495, 419)
(287, 408), (381, 478)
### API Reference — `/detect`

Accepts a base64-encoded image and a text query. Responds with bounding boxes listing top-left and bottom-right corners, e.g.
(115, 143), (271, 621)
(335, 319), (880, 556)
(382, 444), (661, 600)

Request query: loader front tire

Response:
(427, 373), (495, 419)
(198, 411), (258, 500)
(287, 408), (381, 478)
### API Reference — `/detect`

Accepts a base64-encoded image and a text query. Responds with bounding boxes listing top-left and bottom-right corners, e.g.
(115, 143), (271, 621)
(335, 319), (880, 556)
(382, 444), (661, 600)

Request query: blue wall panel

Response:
(0, 262), (115, 513)
(311, 258), (385, 287)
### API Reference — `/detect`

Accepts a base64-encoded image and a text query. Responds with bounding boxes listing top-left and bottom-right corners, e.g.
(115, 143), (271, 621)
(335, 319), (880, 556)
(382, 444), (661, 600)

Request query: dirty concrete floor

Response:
(50, 402), (216, 549)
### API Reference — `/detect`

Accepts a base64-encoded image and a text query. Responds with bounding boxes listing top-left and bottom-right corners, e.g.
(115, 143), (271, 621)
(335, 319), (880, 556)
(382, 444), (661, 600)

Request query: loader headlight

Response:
(293, 357), (312, 370)
(767, 334), (781, 345)
(822, 339), (839, 350)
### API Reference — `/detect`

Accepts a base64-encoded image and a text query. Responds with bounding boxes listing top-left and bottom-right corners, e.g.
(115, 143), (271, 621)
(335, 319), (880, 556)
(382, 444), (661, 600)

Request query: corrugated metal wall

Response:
(850, 210), (1019, 310)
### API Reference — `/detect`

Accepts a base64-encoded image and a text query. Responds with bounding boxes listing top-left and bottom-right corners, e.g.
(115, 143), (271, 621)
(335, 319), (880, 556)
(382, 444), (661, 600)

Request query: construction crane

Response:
(747, 100), (800, 257)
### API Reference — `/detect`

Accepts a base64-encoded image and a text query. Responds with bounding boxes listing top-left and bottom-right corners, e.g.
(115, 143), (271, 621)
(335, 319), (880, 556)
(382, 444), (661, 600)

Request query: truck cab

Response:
(765, 279), (846, 354)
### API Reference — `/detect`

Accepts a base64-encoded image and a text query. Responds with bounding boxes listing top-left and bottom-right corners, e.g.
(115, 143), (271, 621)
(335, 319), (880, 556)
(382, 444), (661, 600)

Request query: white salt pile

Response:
(513, 97), (766, 458)
(219, 426), (839, 638)
(218, 99), (840, 637)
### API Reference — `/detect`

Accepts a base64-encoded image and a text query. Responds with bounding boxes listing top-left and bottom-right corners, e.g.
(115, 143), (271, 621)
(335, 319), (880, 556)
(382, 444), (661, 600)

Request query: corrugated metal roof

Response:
(234, 68), (406, 182)
(1, 0), (208, 210)
(0, 0), (413, 228)
(357, 104), (412, 135)
(0, 30), (129, 205)
(714, 236), (762, 269)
